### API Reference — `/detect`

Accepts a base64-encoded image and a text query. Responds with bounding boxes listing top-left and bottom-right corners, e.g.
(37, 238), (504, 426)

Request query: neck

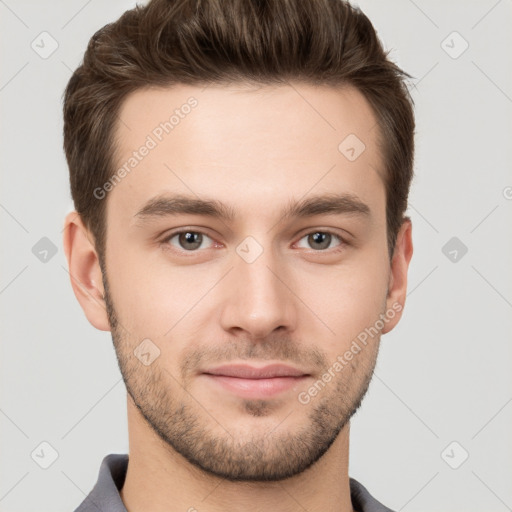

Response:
(120, 396), (354, 512)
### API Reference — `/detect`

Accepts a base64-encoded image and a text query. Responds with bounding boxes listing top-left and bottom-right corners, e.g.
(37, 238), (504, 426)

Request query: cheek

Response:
(293, 253), (389, 353)
(106, 244), (220, 339)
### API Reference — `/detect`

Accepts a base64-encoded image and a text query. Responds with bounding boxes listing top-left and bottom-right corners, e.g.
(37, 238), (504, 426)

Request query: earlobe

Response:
(62, 211), (111, 332)
(382, 219), (413, 334)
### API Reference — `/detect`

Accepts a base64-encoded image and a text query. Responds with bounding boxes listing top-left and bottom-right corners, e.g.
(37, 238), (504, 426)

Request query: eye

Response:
(295, 231), (345, 251)
(163, 230), (216, 251)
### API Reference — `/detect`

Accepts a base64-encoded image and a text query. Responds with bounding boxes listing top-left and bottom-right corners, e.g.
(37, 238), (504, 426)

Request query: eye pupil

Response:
(179, 231), (202, 250)
(309, 232), (331, 250)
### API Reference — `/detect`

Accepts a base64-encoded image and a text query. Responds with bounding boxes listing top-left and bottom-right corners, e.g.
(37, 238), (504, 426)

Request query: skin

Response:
(63, 82), (413, 512)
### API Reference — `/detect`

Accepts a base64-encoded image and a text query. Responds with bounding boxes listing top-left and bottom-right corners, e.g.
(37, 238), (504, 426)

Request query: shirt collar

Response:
(74, 453), (395, 512)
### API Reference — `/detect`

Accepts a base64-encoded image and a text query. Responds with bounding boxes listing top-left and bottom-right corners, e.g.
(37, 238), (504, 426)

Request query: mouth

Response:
(201, 363), (311, 399)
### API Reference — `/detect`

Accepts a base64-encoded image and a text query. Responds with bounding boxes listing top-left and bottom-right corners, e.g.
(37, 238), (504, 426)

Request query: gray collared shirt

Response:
(74, 454), (395, 512)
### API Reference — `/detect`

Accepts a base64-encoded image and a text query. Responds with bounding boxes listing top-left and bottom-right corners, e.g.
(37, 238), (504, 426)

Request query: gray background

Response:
(1, 0), (511, 511)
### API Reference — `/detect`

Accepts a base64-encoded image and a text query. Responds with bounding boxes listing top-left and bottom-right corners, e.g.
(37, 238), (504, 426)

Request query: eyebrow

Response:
(133, 192), (371, 224)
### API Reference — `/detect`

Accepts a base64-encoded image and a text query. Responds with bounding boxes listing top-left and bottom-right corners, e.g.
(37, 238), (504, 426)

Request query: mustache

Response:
(179, 336), (328, 377)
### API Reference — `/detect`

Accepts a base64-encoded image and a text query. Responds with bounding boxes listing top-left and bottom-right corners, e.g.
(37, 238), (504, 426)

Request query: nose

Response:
(219, 243), (297, 339)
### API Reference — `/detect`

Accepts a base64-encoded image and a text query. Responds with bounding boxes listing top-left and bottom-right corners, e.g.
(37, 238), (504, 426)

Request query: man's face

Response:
(100, 83), (398, 481)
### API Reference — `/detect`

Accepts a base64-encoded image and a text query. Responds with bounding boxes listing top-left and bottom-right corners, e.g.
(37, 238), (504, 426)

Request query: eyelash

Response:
(160, 229), (348, 254)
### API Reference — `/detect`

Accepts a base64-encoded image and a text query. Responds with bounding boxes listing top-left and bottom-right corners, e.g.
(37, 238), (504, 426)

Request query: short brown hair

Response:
(63, 0), (415, 263)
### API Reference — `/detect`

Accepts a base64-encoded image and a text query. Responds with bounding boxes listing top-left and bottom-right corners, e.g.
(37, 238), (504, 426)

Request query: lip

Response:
(201, 363), (310, 399)
(203, 363), (308, 379)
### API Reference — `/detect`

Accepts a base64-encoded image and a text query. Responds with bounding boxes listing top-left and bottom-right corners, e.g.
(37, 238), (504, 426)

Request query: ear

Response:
(62, 211), (111, 331)
(382, 218), (413, 334)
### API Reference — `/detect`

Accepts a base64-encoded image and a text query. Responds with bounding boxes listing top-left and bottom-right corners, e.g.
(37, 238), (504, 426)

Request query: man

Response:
(62, 0), (414, 510)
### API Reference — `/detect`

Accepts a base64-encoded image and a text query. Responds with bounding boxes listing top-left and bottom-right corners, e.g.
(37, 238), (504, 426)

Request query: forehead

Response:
(108, 82), (384, 223)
